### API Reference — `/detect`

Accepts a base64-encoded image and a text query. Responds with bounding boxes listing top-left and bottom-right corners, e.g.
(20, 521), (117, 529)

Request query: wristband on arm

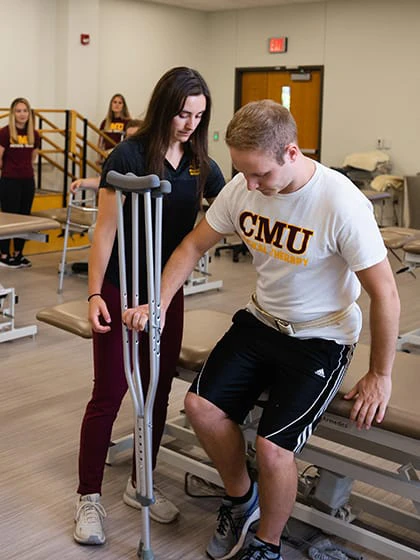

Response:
(87, 293), (102, 302)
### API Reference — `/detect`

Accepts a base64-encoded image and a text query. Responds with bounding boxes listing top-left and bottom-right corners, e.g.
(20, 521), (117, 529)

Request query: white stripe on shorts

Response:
(265, 344), (355, 453)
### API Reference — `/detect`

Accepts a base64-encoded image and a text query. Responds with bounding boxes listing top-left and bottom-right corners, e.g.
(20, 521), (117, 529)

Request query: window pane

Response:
(281, 86), (291, 110)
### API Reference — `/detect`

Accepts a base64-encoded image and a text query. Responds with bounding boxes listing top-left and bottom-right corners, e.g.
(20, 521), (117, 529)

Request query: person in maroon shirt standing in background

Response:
(0, 97), (40, 268)
(97, 93), (131, 165)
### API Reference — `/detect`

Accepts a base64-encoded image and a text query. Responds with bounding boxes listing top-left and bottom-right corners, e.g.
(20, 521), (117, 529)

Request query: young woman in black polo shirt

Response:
(74, 67), (225, 546)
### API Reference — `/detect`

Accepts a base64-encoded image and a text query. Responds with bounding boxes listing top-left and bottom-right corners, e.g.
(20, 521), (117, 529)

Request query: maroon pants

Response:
(77, 280), (184, 495)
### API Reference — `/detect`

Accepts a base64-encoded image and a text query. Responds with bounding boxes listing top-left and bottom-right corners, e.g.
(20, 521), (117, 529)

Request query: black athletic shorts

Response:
(189, 309), (355, 453)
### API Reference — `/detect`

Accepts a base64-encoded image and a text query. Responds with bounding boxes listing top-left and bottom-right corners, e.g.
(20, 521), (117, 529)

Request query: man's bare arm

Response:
(345, 257), (400, 429)
(122, 218), (225, 330)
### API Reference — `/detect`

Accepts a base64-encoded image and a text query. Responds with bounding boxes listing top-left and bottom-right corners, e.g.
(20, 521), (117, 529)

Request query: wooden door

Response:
(238, 68), (323, 160)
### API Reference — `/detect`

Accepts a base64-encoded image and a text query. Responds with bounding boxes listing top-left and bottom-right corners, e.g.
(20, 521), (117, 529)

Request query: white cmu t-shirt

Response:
(206, 161), (387, 345)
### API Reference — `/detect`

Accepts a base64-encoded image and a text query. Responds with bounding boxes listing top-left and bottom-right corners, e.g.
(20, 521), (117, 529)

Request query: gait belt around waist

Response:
(251, 293), (354, 336)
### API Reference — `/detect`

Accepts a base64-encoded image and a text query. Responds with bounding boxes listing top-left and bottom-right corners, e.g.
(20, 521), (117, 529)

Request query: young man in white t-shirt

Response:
(122, 100), (400, 560)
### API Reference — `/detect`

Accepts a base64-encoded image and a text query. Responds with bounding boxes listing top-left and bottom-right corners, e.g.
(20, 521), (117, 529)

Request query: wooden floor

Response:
(0, 244), (419, 560)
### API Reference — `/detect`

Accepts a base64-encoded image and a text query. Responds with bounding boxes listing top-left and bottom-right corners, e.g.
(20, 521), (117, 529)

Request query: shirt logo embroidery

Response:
(238, 211), (314, 267)
(10, 135), (34, 149)
(314, 368), (325, 378)
(109, 122), (124, 132)
(189, 165), (200, 176)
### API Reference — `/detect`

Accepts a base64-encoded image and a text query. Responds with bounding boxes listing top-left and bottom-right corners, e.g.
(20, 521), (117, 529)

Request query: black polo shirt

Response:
(101, 137), (225, 300)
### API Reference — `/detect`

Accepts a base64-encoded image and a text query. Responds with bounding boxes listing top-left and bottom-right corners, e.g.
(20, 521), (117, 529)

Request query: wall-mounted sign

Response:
(268, 37), (288, 53)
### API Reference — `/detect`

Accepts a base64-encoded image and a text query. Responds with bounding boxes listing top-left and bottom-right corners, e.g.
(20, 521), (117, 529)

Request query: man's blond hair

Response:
(225, 100), (298, 164)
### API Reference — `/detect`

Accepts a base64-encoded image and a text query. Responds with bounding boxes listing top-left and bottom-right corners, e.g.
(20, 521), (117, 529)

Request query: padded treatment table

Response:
(0, 212), (60, 342)
(396, 237), (420, 351)
(402, 237), (420, 273)
(380, 227), (420, 251)
(36, 301), (420, 559)
(0, 211), (60, 242)
(380, 226), (420, 279)
(169, 341), (420, 560)
(33, 207), (95, 228)
(362, 189), (392, 226)
(36, 299), (93, 339)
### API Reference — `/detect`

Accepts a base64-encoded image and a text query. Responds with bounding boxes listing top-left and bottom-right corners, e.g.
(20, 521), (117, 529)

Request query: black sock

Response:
(255, 536), (280, 554)
(225, 480), (254, 505)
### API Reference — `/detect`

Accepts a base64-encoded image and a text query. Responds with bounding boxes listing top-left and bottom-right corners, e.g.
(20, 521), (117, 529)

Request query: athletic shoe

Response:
(74, 493), (106, 545)
(0, 255), (19, 268)
(123, 477), (179, 523)
(206, 481), (260, 560)
(238, 537), (283, 559)
(14, 255), (32, 268)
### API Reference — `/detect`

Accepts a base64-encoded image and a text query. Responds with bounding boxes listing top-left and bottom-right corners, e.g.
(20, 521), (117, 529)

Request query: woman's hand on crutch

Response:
(122, 304), (167, 332)
(88, 296), (112, 333)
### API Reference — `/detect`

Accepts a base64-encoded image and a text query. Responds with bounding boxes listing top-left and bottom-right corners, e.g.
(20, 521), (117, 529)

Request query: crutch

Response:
(106, 170), (171, 559)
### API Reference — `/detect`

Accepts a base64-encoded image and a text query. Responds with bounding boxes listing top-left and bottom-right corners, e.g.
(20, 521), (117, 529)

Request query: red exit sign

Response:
(268, 37), (288, 53)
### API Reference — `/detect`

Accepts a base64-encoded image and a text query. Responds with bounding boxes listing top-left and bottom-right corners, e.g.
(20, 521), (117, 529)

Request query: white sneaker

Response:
(123, 478), (179, 523)
(74, 493), (106, 545)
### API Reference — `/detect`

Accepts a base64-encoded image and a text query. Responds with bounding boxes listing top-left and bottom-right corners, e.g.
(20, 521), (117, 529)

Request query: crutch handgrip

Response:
(106, 171), (160, 192)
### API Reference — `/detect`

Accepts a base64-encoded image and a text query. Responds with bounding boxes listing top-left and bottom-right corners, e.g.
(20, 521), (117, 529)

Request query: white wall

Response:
(0, 0), (57, 107)
(96, 0), (209, 124)
(1, 0), (419, 179)
(0, 0), (207, 121)
(206, 2), (328, 176)
(322, 0), (420, 175)
(206, 0), (420, 176)
(56, 0), (101, 118)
